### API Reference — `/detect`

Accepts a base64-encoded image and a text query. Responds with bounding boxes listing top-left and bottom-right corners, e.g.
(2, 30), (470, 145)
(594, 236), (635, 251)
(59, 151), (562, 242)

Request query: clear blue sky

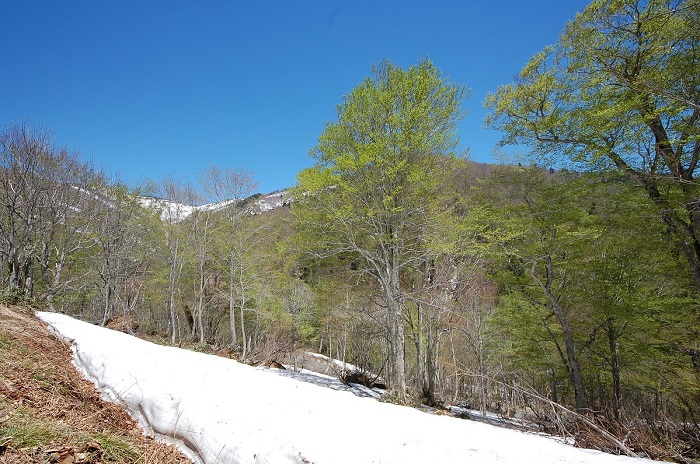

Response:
(1, 1), (589, 195)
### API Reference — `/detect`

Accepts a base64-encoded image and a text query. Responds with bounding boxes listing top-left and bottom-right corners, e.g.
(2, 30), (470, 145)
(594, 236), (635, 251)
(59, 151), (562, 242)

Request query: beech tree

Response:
(476, 167), (595, 411)
(0, 123), (101, 304)
(294, 59), (467, 399)
(185, 196), (216, 344)
(35, 161), (104, 311)
(0, 125), (57, 297)
(485, 0), (700, 289)
(156, 179), (199, 342)
(201, 166), (259, 356)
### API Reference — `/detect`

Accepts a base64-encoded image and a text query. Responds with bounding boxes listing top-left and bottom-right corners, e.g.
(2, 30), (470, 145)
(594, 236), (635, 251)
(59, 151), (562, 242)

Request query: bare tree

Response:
(35, 152), (105, 310)
(0, 124), (54, 297)
(187, 192), (218, 344)
(201, 166), (258, 356)
(157, 178), (199, 344)
(0, 123), (104, 306)
(90, 182), (151, 326)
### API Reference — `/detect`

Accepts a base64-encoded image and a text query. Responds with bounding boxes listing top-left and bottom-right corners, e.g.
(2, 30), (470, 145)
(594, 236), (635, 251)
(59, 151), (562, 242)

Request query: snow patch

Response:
(38, 312), (657, 464)
(252, 190), (290, 213)
(137, 197), (239, 223)
(139, 190), (289, 222)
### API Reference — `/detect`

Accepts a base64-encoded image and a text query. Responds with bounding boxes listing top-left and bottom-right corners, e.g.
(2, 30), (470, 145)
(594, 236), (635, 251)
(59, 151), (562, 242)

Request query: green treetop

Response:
(485, 0), (700, 288)
(294, 58), (467, 398)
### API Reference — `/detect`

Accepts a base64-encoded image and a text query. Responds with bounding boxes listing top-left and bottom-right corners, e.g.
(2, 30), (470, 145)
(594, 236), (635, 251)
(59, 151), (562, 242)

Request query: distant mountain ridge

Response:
(138, 189), (292, 222)
(136, 161), (498, 222)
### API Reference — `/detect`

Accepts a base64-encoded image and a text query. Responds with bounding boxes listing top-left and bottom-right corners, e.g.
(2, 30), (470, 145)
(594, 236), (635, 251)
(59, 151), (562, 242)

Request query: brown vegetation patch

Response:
(339, 370), (385, 390)
(261, 360), (286, 370)
(0, 304), (192, 463)
(104, 315), (138, 335)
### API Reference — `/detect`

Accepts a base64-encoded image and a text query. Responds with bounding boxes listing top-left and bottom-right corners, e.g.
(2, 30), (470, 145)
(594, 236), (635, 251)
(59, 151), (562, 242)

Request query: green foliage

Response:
(0, 288), (36, 307)
(90, 432), (140, 462)
(294, 58), (468, 261)
(485, 0), (700, 288)
(486, 0), (700, 170)
(294, 58), (468, 392)
(472, 165), (700, 423)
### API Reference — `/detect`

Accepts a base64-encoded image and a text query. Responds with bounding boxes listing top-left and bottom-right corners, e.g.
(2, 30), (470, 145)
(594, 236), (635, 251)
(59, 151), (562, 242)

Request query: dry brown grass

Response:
(0, 304), (192, 463)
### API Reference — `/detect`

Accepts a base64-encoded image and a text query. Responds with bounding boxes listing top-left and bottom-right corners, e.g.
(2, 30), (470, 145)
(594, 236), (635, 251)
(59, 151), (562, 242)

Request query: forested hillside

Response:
(1, 0), (698, 462)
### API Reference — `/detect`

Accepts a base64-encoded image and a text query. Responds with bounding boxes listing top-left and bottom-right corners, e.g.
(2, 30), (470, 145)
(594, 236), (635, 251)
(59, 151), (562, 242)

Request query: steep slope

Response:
(0, 304), (192, 463)
(39, 312), (659, 464)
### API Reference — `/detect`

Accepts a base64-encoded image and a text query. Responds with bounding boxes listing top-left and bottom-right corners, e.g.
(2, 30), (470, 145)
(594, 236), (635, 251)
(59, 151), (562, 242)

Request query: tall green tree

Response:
(294, 59), (467, 398)
(474, 166), (698, 428)
(485, 0), (700, 288)
(476, 167), (596, 410)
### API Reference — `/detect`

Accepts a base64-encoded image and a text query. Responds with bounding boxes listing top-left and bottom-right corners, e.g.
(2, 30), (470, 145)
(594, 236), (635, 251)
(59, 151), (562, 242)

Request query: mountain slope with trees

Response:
(1, 1), (699, 461)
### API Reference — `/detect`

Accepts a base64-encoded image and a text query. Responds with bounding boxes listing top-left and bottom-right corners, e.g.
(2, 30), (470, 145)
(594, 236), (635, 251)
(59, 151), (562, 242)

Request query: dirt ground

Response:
(0, 304), (193, 464)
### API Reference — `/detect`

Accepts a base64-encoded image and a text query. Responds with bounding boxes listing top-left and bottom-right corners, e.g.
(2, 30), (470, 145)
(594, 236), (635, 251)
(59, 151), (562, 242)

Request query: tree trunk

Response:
(606, 320), (622, 420)
(240, 303), (247, 359)
(168, 242), (178, 345)
(416, 300), (426, 396)
(425, 313), (437, 405)
(196, 265), (205, 344)
(101, 281), (111, 326)
(8, 241), (20, 293)
(385, 259), (406, 400)
(238, 261), (248, 359)
(449, 329), (460, 404)
(477, 323), (487, 415)
(23, 261), (33, 298)
(229, 255), (237, 349)
(531, 256), (588, 411)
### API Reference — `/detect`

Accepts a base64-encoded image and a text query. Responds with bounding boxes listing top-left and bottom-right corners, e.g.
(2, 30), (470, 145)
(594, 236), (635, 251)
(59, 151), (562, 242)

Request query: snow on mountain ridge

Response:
(253, 190), (291, 212)
(139, 190), (291, 222)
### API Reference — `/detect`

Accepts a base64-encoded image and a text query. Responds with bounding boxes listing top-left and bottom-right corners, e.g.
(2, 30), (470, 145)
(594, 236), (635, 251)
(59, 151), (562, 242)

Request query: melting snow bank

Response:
(37, 312), (658, 464)
(268, 365), (383, 399)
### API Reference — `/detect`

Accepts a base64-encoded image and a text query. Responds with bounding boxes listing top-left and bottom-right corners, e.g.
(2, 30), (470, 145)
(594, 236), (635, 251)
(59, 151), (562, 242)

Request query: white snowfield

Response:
(37, 312), (659, 464)
(138, 190), (290, 223)
(137, 197), (237, 222)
